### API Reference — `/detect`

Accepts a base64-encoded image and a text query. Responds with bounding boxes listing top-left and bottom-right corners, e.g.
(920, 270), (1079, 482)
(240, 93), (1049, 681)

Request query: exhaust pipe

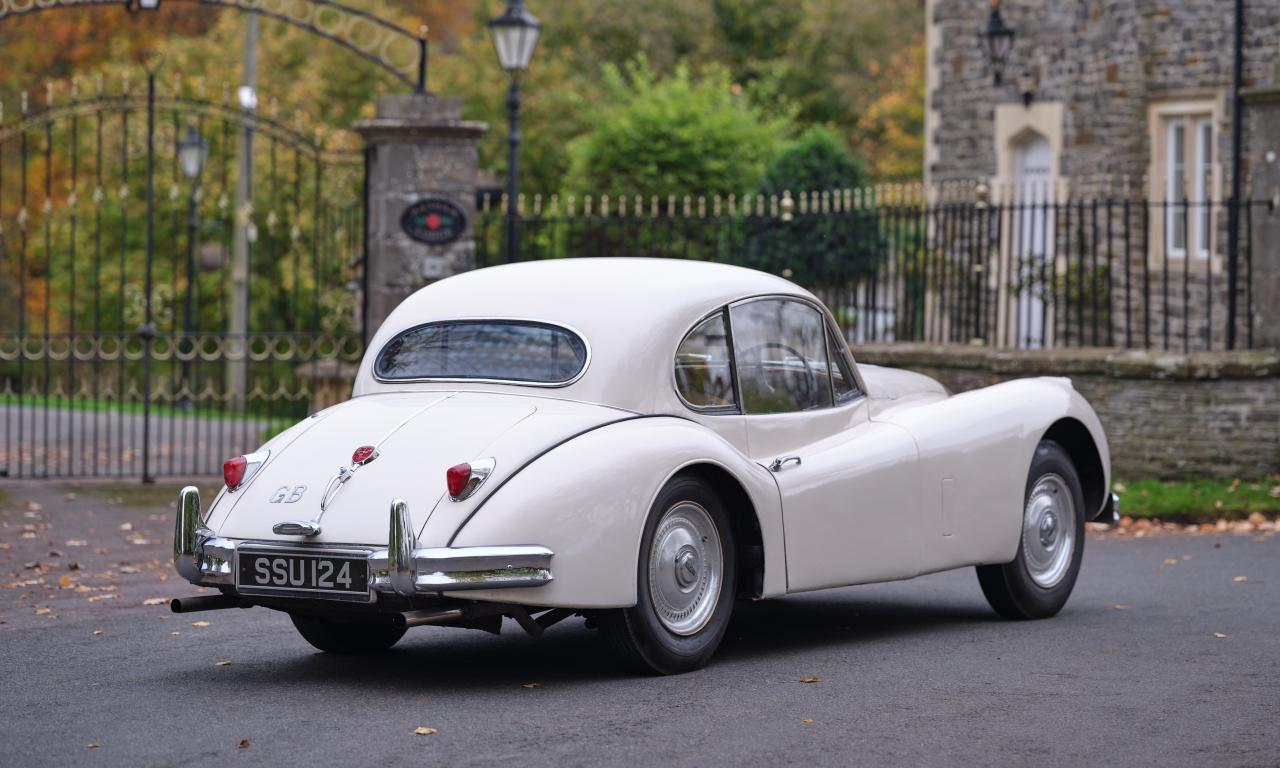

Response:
(170, 594), (246, 613)
(392, 607), (465, 629)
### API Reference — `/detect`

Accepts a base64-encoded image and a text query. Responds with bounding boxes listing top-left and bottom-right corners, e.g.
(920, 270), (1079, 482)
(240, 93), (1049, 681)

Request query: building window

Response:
(1150, 100), (1218, 262)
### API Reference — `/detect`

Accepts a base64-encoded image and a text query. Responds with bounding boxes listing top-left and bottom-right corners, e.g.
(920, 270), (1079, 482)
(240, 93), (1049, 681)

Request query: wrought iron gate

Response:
(0, 74), (365, 479)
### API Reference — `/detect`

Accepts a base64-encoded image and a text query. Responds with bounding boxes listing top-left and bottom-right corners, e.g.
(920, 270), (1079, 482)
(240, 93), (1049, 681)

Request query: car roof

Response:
(353, 258), (818, 412)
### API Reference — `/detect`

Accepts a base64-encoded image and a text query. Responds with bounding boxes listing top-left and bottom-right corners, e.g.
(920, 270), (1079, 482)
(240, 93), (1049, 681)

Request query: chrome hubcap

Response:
(1022, 473), (1076, 588)
(648, 501), (722, 636)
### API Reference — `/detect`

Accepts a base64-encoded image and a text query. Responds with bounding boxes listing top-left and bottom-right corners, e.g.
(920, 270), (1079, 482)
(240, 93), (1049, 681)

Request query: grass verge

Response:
(1116, 477), (1280, 521)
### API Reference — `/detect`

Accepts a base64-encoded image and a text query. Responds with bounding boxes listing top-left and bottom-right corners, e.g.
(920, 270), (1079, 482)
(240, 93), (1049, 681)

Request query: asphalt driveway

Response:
(1, 482), (1277, 767)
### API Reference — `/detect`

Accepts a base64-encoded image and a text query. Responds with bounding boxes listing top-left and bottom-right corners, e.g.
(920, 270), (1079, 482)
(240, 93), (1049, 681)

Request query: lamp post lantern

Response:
(177, 122), (207, 405)
(983, 1), (1015, 87)
(489, 0), (541, 263)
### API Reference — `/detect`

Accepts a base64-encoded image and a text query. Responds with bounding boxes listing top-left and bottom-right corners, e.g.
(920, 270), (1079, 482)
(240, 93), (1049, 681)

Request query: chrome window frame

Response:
(371, 317), (592, 388)
(673, 306), (741, 415)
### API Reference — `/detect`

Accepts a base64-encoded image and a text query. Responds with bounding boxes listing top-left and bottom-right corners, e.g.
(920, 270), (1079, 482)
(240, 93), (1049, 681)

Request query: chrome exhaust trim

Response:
(170, 594), (246, 613)
(393, 607), (466, 629)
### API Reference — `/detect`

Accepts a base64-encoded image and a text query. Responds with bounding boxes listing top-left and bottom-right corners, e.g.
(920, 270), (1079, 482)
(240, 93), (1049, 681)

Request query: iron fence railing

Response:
(476, 186), (1267, 352)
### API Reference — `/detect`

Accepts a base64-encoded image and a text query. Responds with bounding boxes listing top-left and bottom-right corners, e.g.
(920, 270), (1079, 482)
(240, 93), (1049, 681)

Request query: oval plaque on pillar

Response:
(401, 198), (467, 246)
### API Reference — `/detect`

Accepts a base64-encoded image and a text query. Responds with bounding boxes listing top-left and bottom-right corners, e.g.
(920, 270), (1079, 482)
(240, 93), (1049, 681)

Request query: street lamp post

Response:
(983, 0), (1015, 87)
(177, 122), (208, 406)
(489, 0), (541, 263)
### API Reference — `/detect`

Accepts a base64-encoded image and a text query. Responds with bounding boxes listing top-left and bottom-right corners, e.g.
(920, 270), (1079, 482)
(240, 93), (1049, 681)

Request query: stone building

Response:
(923, 0), (1280, 349)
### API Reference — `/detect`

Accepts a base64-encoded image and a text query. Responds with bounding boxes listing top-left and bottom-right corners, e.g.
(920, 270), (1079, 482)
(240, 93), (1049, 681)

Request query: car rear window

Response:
(374, 320), (588, 384)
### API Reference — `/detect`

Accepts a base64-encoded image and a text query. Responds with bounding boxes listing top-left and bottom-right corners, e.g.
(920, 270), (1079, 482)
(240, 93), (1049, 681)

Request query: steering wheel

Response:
(739, 341), (818, 406)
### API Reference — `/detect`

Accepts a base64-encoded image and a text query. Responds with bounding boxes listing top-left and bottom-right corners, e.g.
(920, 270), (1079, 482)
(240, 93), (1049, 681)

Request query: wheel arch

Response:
(673, 463), (766, 599)
(1042, 417), (1106, 517)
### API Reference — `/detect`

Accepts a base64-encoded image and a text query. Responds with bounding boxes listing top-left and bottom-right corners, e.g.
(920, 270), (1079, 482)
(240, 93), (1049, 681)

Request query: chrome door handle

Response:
(769, 455), (802, 472)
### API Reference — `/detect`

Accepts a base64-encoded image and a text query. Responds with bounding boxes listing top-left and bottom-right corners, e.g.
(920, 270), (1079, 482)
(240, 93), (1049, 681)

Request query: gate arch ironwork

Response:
(0, 0), (429, 92)
(0, 72), (366, 479)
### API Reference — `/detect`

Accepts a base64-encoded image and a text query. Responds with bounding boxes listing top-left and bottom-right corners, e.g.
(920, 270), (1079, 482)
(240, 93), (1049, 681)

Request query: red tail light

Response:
(446, 463), (472, 498)
(223, 456), (248, 489)
(446, 458), (496, 502)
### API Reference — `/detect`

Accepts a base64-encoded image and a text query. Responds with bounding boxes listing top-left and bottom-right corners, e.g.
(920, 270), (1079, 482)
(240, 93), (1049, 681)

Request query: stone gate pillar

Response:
(355, 94), (487, 342)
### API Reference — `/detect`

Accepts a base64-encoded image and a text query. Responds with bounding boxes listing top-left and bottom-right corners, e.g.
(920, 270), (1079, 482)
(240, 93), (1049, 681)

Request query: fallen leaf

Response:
(65, 540), (88, 547)
(119, 566), (140, 574)
(118, 523), (133, 532)
(85, 743), (98, 750)
(25, 501), (43, 511)
(799, 677), (820, 684)
(1112, 604), (1128, 610)
(802, 719), (814, 725)
(58, 575), (74, 589)
(1163, 558), (1178, 566)
(170, 631), (181, 636)
(1213, 632), (1228, 639)
(92, 630), (103, 636)
(413, 727), (438, 736)
(238, 739), (250, 749)
(34, 607), (51, 616)
(87, 593), (119, 603)
(191, 620), (211, 628)
(214, 660), (232, 667)
(1233, 576), (1248, 583)
(521, 683), (539, 689)
(143, 597), (169, 606)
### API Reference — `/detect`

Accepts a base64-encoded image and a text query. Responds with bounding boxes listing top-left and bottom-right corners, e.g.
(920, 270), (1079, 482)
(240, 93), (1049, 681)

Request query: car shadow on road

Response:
(171, 591), (997, 691)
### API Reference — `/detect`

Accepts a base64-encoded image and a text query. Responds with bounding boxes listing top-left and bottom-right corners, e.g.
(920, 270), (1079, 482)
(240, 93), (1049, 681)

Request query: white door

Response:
(728, 297), (923, 591)
(1012, 134), (1053, 348)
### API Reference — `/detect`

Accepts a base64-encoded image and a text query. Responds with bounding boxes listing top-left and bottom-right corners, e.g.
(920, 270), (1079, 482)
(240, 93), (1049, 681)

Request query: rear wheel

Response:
(977, 440), (1085, 620)
(290, 614), (406, 654)
(598, 476), (736, 675)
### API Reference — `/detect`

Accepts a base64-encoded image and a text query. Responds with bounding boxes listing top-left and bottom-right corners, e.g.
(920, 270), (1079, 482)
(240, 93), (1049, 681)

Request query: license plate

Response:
(237, 552), (369, 597)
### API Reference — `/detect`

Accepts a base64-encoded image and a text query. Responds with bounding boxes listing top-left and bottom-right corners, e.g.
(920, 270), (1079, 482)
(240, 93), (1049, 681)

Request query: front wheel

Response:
(598, 476), (736, 675)
(977, 439), (1085, 620)
(290, 614), (406, 654)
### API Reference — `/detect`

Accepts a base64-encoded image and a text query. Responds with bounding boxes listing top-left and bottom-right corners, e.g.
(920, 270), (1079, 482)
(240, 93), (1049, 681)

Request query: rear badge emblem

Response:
(352, 445), (378, 466)
(268, 485), (307, 504)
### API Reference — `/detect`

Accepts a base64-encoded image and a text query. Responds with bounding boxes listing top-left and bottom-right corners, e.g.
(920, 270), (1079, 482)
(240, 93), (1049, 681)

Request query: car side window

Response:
(730, 299), (834, 414)
(675, 310), (737, 411)
(826, 322), (863, 405)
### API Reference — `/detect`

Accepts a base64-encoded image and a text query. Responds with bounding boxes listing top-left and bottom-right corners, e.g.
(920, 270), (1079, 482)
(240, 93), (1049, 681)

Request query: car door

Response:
(730, 297), (922, 592)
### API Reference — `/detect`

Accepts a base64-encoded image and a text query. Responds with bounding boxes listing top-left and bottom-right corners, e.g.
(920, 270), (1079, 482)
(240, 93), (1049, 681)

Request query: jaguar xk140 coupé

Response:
(172, 258), (1115, 674)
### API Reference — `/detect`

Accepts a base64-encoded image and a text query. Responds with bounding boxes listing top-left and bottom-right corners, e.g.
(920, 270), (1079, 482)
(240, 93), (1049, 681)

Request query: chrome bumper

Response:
(173, 486), (553, 598)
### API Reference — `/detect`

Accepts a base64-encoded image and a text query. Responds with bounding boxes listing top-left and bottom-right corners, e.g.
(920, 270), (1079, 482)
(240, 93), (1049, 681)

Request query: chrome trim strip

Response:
(370, 317), (592, 389)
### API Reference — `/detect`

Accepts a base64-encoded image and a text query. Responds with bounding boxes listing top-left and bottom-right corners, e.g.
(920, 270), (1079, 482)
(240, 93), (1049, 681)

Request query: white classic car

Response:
(173, 258), (1116, 674)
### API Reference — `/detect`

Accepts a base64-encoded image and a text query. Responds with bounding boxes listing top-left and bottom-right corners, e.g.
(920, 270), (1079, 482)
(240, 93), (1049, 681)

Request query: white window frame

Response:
(1148, 97), (1221, 267)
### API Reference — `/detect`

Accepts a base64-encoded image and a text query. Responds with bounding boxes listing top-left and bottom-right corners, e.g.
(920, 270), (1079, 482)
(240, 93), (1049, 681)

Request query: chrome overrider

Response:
(173, 486), (554, 596)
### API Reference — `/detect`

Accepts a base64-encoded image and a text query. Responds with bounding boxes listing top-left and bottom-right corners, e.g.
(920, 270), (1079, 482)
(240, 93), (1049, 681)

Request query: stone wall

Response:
(852, 342), (1280, 480)
(927, 0), (1280, 187)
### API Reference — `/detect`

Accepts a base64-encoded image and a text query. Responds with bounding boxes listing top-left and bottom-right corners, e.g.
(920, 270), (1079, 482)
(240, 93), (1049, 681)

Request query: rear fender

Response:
(441, 417), (783, 608)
